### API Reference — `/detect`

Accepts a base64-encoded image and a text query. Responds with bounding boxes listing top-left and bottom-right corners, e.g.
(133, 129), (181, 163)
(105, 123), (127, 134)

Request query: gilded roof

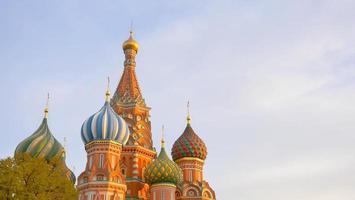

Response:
(122, 31), (139, 52)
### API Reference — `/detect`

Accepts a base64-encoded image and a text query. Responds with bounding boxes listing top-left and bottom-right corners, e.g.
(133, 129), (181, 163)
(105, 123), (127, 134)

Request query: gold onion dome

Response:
(122, 31), (139, 52)
(144, 138), (182, 185)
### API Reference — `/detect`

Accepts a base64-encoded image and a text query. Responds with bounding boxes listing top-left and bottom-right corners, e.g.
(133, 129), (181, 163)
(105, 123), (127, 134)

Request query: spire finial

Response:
(44, 93), (50, 119)
(130, 20), (134, 36)
(161, 125), (165, 148)
(63, 137), (67, 149)
(105, 77), (111, 101)
(187, 100), (191, 124)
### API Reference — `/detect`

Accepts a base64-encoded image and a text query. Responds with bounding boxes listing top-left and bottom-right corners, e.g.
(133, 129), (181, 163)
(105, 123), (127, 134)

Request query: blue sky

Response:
(1, 1), (355, 199)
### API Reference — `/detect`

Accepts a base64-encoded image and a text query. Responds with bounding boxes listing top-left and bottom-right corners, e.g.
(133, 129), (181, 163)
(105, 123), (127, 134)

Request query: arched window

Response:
(175, 191), (181, 197)
(89, 156), (93, 169)
(99, 154), (104, 168)
(111, 155), (116, 169)
(121, 168), (126, 177)
(188, 170), (193, 182)
(96, 174), (104, 181)
(142, 167), (146, 181)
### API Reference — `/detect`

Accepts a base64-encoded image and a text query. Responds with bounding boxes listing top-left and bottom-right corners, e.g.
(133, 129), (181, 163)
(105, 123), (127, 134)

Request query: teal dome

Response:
(15, 118), (64, 160)
(15, 109), (76, 183)
(144, 140), (182, 185)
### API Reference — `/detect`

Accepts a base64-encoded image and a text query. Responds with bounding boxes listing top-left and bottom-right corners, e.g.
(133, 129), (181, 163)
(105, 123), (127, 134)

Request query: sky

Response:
(1, 0), (355, 199)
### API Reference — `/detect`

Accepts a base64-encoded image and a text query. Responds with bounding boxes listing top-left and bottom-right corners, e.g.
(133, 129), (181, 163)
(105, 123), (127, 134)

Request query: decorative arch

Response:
(96, 173), (105, 181)
(183, 185), (200, 197)
(175, 190), (182, 198)
(203, 190), (213, 199)
(120, 162), (127, 177)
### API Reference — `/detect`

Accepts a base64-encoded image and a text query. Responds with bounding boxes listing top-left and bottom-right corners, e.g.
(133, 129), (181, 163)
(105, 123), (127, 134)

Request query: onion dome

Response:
(122, 31), (139, 52)
(171, 108), (208, 161)
(15, 107), (64, 161)
(15, 101), (76, 183)
(144, 137), (182, 186)
(81, 84), (130, 145)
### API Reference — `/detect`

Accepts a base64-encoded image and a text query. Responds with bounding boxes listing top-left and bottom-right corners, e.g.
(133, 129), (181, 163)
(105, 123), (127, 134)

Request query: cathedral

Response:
(14, 31), (216, 200)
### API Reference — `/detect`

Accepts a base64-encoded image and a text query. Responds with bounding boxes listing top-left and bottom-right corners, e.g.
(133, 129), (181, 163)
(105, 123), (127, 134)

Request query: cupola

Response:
(171, 103), (208, 161)
(122, 31), (139, 52)
(81, 80), (130, 145)
(144, 130), (182, 185)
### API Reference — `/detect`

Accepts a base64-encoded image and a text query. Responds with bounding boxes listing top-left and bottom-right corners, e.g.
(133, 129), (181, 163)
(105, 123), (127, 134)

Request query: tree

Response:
(0, 154), (78, 200)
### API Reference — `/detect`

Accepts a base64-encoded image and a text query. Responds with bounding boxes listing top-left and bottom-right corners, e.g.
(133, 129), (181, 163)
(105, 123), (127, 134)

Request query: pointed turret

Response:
(112, 31), (146, 108)
(111, 30), (156, 200)
(111, 31), (153, 148)
(77, 80), (129, 199)
(170, 102), (216, 200)
(144, 126), (182, 200)
(172, 102), (207, 161)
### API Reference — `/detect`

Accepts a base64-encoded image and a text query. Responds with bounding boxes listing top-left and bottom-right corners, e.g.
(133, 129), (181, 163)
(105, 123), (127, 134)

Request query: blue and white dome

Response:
(81, 90), (130, 145)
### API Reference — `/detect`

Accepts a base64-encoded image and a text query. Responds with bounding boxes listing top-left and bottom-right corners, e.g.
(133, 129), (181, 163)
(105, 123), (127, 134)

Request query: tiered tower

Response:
(111, 31), (156, 199)
(171, 105), (216, 200)
(144, 132), (183, 200)
(77, 87), (130, 200)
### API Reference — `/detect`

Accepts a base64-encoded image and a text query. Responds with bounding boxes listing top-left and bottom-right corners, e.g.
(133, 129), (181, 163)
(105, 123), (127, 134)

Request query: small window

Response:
(122, 168), (126, 177)
(99, 154), (104, 168)
(89, 156), (93, 169)
(97, 175), (104, 181)
(111, 155), (116, 169)
(189, 170), (193, 182)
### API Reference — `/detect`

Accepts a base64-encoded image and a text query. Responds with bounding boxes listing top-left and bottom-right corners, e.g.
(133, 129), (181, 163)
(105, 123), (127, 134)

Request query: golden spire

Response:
(161, 125), (165, 148)
(105, 76), (111, 102)
(187, 101), (191, 124)
(44, 93), (49, 119)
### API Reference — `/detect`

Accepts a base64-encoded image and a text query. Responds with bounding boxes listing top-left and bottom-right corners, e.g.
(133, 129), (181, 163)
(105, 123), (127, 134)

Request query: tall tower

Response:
(111, 31), (156, 199)
(77, 87), (130, 200)
(171, 105), (216, 200)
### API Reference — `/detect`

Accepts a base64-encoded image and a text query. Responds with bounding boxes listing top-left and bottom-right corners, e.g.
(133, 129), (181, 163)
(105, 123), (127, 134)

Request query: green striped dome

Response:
(144, 141), (182, 185)
(15, 118), (64, 160)
(15, 114), (76, 183)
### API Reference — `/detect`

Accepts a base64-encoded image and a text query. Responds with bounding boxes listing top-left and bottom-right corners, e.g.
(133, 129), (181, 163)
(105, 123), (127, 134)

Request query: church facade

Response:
(15, 31), (216, 200)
